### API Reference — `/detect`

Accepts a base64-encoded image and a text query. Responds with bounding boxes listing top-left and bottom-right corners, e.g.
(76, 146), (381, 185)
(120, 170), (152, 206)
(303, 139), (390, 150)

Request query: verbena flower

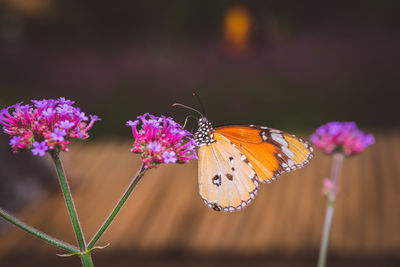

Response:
(0, 97), (101, 156)
(127, 113), (197, 169)
(310, 121), (374, 156)
(31, 141), (48, 157)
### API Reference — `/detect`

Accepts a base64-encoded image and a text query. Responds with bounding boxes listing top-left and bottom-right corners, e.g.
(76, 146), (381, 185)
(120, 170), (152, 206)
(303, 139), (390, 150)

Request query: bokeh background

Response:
(0, 1), (399, 266)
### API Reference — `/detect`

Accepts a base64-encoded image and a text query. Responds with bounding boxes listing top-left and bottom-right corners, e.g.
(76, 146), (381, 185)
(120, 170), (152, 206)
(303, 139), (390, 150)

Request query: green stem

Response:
(80, 253), (94, 267)
(317, 153), (344, 267)
(51, 151), (87, 252)
(87, 163), (146, 250)
(0, 207), (79, 253)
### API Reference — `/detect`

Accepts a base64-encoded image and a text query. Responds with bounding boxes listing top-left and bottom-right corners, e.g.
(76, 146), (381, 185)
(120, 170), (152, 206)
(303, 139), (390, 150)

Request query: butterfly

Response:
(193, 117), (314, 212)
(173, 103), (313, 212)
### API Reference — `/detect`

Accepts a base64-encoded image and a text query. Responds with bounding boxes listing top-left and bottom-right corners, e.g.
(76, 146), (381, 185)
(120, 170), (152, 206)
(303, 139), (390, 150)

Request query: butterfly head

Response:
(194, 117), (215, 147)
(171, 103), (214, 147)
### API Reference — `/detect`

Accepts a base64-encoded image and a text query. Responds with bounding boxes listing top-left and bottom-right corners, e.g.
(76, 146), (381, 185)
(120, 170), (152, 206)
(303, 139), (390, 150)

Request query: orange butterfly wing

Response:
(214, 125), (313, 183)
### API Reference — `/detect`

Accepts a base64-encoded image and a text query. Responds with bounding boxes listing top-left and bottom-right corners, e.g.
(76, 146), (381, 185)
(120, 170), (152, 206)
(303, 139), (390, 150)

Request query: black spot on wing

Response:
(212, 203), (222, 211)
(212, 174), (222, 186)
(226, 173), (233, 180)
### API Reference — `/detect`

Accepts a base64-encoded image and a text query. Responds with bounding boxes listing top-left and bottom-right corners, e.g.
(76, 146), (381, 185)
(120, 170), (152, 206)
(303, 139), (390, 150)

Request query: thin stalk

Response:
(80, 253), (94, 267)
(0, 207), (79, 253)
(50, 151), (87, 252)
(87, 164), (146, 249)
(317, 153), (344, 267)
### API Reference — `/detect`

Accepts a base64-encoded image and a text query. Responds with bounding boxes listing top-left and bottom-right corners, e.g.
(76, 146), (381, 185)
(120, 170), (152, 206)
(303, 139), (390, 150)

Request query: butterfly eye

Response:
(199, 117), (207, 124)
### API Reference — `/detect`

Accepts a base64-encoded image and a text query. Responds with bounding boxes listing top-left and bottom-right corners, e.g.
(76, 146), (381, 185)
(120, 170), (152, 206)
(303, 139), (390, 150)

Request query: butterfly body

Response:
(195, 117), (313, 212)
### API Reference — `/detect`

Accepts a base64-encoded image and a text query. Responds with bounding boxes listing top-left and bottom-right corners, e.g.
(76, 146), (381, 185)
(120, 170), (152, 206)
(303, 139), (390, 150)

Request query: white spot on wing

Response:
(271, 133), (288, 147)
(282, 146), (294, 158)
(288, 159), (295, 168)
(262, 134), (268, 141)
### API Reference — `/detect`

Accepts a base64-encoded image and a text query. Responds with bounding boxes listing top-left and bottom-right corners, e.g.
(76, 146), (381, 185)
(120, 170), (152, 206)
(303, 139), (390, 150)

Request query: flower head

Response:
(127, 114), (197, 169)
(310, 121), (374, 156)
(0, 97), (101, 156)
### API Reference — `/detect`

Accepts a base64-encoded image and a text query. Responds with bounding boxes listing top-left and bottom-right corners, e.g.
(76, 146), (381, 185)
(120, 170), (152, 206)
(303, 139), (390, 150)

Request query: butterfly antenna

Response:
(193, 92), (207, 116)
(172, 103), (204, 117)
(182, 115), (197, 130)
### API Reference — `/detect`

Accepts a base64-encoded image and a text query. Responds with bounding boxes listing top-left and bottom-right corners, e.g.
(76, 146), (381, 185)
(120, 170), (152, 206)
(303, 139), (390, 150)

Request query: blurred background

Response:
(0, 1), (399, 266)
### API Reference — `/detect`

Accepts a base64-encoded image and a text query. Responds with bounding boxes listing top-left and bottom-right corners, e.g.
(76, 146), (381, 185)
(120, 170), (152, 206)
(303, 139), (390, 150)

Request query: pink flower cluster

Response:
(127, 113), (197, 169)
(0, 97), (101, 156)
(310, 122), (374, 156)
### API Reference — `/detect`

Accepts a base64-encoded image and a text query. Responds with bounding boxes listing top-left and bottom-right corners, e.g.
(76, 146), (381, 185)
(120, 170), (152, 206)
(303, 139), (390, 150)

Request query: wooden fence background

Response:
(0, 131), (399, 264)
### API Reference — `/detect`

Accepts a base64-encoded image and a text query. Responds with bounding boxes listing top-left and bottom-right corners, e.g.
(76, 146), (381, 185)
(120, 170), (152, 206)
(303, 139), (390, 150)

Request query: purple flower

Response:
(19, 104), (31, 111)
(89, 115), (101, 122)
(0, 98), (100, 155)
(127, 113), (197, 169)
(147, 141), (162, 153)
(137, 113), (150, 122)
(170, 128), (187, 136)
(73, 127), (83, 138)
(58, 97), (75, 105)
(56, 104), (74, 115)
(42, 108), (56, 117)
(9, 136), (21, 146)
(310, 121), (374, 156)
(32, 99), (49, 109)
(31, 141), (48, 157)
(162, 151), (177, 164)
(51, 128), (67, 142)
(58, 120), (75, 129)
(126, 120), (139, 127)
(75, 110), (89, 121)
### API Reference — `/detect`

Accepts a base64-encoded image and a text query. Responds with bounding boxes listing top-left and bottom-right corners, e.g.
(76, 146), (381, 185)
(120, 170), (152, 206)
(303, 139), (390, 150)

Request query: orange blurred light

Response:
(5, 0), (51, 17)
(223, 6), (251, 52)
